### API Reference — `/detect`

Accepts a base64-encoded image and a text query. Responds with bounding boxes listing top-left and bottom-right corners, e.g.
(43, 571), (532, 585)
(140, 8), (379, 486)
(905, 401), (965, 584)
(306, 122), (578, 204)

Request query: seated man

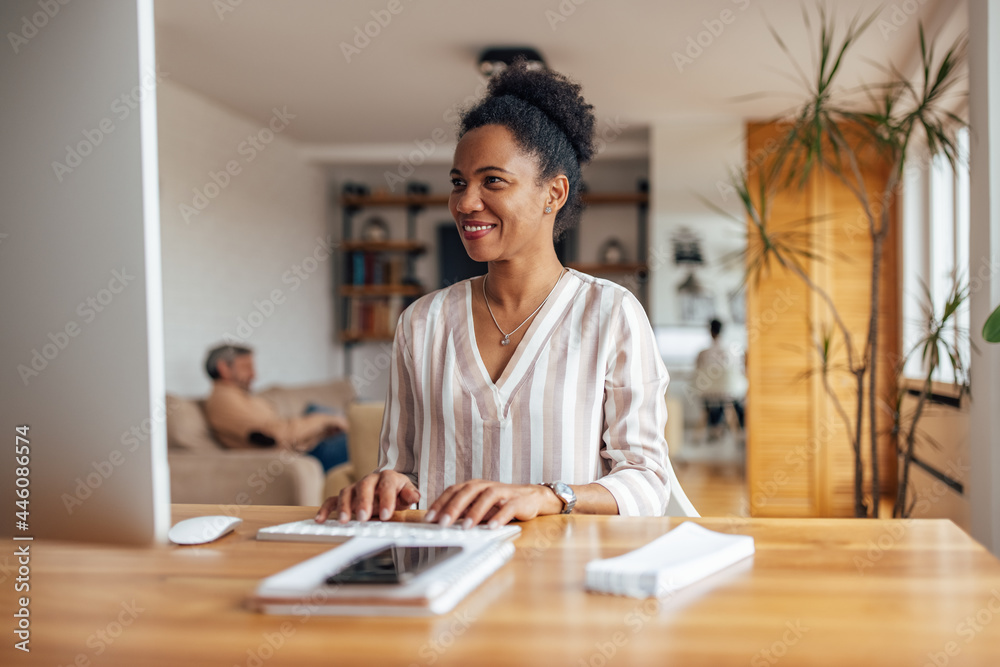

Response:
(203, 344), (348, 472)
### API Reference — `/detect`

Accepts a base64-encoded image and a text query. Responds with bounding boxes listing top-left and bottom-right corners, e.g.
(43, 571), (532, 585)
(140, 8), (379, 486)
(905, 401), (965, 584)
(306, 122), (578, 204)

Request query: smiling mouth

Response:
(463, 224), (496, 232)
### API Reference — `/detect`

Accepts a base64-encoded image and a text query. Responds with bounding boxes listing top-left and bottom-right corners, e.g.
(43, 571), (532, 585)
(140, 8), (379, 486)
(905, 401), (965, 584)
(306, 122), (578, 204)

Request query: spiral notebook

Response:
(249, 536), (515, 616)
(584, 522), (755, 598)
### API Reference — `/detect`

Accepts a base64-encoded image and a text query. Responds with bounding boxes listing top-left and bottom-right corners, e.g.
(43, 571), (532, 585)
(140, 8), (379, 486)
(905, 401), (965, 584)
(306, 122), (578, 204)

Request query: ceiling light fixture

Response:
(478, 47), (547, 77)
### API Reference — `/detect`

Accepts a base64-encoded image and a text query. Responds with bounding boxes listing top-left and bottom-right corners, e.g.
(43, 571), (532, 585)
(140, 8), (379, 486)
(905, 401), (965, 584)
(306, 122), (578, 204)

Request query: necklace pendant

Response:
(501, 336), (510, 346)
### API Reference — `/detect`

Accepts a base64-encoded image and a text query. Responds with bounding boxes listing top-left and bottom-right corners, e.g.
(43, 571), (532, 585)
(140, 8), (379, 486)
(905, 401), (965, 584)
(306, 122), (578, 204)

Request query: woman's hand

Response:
(314, 470), (420, 524)
(425, 480), (564, 529)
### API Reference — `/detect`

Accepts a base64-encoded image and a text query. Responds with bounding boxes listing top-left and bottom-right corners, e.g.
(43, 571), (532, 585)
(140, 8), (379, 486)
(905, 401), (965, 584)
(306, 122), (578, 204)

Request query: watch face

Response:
(549, 481), (575, 513)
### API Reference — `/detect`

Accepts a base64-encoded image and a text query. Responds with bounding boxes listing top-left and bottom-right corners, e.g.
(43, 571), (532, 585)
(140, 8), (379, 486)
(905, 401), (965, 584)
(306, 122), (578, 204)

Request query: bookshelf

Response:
(338, 185), (434, 348)
(339, 242), (425, 341)
(565, 185), (650, 305)
(336, 180), (650, 372)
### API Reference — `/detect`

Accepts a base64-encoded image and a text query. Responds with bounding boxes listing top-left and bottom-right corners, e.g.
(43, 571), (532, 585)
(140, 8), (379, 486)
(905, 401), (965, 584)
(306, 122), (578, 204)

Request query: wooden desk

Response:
(8, 505), (1000, 666)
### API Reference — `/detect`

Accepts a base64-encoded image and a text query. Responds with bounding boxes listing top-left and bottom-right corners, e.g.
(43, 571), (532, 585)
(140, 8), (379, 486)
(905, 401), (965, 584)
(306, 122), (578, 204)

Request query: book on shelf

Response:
(385, 256), (403, 285)
(249, 536), (515, 616)
(347, 251), (407, 287)
(344, 296), (407, 339)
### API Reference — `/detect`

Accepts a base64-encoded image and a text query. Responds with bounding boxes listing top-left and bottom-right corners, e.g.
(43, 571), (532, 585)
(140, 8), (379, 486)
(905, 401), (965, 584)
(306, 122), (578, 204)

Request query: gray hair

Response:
(204, 344), (253, 380)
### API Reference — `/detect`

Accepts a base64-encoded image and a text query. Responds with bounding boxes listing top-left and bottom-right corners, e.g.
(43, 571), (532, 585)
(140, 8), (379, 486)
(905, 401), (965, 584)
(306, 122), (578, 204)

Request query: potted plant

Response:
(719, 5), (967, 516)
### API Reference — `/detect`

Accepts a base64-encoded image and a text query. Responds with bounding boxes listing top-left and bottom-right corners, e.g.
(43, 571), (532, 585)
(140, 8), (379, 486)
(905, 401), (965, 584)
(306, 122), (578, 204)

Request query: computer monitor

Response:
(0, 0), (170, 544)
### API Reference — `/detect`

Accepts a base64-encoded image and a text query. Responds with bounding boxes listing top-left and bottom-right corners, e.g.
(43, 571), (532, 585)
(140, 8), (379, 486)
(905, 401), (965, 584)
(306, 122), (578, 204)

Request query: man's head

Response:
(709, 319), (723, 339)
(205, 344), (255, 391)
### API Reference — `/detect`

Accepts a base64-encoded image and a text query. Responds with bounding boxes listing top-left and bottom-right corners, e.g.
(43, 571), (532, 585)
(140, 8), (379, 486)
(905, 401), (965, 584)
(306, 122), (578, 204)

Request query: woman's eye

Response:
(450, 178), (465, 188)
(484, 176), (504, 186)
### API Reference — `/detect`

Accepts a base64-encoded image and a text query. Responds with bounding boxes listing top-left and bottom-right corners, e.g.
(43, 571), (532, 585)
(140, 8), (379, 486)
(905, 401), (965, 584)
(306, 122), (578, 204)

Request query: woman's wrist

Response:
(536, 484), (567, 515)
(567, 482), (620, 516)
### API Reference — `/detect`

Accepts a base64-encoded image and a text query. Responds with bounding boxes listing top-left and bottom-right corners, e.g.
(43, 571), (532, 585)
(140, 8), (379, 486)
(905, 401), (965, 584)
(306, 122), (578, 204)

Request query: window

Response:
(901, 127), (970, 384)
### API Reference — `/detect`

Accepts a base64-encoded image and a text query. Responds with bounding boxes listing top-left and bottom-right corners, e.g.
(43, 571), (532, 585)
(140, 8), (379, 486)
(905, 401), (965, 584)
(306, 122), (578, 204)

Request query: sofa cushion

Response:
(165, 394), (220, 452)
(169, 450), (324, 506)
(258, 380), (355, 419)
(347, 401), (385, 479)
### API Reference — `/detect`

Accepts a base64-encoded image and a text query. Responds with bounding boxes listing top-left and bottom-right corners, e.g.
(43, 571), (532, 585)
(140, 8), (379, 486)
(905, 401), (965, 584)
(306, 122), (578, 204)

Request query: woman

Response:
(316, 63), (671, 528)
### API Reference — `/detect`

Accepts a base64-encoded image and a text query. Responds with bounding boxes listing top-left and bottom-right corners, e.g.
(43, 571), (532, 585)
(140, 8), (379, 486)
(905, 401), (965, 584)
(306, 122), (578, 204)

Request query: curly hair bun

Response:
(458, 61), (597, 239)
(485, 62), (596, 166)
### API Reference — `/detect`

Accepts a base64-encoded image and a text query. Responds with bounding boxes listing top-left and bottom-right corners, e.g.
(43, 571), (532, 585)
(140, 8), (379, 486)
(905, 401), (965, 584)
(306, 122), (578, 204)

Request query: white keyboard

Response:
(256, 519), (521, 544)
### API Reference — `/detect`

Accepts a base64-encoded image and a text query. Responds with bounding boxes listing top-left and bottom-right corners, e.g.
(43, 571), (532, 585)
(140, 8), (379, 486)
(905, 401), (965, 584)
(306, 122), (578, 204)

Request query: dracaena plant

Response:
(721, 3), (967, 517)
(892, 277), (970, 518)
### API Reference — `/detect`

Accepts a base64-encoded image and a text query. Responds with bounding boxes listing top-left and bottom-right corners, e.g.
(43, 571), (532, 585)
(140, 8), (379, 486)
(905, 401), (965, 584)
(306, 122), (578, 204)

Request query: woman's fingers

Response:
(424, 484), (462, 524)
(484, 496), (523, 527)
(336, 484), (356, 523)
(375, 471), (419, 520)
(351, 473), (381, 522)
(314, 494), (339, 523)
(440, 483), (497, 526)
(315, 471), (419, 523)
(481, 503), (503, 525)
(400, 481), (421, 505)
(428, 481), (521, 527)
(321, 478), (555, 527)
(464, 484), (551, 527)
(458, 487), (503, 528)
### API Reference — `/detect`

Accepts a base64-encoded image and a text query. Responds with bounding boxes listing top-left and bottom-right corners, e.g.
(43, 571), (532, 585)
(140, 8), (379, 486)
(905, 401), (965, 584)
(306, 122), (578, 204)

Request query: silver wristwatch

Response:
(541, 481), (576, 514)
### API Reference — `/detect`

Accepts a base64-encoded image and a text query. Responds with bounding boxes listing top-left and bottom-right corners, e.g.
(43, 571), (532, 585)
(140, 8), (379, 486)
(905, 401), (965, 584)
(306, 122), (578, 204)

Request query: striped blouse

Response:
(375, 268), (671, 516)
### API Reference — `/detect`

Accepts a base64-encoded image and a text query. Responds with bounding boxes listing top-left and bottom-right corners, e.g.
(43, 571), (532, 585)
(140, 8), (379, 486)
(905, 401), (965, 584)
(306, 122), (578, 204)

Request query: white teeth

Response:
(463, 224), (494, 232)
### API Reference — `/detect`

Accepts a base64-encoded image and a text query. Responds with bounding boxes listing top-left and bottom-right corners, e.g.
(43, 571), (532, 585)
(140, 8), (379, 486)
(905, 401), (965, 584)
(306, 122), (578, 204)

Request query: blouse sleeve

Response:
(374, 306), (419, 486)
(594, 291), (671, 516)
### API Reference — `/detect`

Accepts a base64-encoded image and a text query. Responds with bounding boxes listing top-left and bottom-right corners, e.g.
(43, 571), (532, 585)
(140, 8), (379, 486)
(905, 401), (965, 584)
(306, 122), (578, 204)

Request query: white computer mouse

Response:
(169, 515), (243, 545)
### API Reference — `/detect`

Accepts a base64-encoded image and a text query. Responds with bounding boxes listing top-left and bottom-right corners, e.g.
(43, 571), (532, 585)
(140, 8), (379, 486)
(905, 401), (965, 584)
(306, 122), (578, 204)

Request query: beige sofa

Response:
(166, 380), (383, 507)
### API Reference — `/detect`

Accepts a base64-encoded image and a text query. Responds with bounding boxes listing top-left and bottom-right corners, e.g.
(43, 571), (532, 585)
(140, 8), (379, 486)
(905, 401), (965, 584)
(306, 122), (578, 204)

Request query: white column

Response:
(967, 0), (1000, 555)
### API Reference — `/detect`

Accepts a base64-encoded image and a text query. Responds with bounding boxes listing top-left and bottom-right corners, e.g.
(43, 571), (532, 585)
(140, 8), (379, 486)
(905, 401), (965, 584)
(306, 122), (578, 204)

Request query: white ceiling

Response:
(154, 0), (959, 151)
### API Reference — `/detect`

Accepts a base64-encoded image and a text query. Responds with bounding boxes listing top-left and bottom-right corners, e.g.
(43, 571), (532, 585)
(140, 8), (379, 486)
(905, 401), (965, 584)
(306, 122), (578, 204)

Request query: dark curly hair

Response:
(458, 62), (596, 240)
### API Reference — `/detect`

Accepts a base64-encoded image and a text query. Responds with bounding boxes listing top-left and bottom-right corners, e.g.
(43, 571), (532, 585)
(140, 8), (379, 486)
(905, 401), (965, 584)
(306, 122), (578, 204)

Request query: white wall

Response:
(649, 118), (747, 328)
(157, 81), (341, 396)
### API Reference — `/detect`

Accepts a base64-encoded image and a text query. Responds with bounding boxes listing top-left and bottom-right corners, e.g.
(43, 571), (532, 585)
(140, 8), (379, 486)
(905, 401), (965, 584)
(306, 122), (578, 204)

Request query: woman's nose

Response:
(454, 186), (484, 214)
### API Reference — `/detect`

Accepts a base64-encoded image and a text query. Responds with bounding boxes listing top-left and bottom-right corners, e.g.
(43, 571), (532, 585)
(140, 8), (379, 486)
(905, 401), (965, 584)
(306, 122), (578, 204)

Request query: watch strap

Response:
(541, 481), (576, 515)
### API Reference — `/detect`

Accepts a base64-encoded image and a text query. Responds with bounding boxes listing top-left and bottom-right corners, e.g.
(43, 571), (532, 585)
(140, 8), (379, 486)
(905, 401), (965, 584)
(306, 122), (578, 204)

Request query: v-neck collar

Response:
(463, 269), (580, 411)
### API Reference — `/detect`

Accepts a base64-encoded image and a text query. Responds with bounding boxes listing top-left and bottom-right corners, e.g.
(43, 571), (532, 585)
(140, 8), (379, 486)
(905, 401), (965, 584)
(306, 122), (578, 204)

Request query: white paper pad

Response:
(584, 522), (754, 598)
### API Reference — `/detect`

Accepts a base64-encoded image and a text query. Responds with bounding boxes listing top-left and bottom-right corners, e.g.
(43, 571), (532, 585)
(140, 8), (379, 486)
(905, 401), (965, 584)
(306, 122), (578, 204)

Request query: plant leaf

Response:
(984, 303), (1000, 343)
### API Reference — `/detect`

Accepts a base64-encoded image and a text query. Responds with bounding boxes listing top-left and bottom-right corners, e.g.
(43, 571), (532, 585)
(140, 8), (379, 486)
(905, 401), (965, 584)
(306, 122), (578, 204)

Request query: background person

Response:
(203, 344), (349, 472)
(694, 319), (746, 441)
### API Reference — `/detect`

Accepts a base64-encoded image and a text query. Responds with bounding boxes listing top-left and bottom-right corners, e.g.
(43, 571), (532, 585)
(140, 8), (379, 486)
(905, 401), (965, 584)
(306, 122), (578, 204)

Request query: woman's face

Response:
(449, 124), (557, 264)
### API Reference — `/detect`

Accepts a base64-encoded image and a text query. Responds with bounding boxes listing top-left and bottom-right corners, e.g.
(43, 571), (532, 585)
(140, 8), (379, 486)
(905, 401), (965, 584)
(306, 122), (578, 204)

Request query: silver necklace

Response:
(482, 269), (566, 346)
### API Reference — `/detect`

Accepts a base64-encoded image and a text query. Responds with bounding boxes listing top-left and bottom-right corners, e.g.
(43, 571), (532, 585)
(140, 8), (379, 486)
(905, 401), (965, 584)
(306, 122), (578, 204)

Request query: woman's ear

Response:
(545, 174), (570, 213)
